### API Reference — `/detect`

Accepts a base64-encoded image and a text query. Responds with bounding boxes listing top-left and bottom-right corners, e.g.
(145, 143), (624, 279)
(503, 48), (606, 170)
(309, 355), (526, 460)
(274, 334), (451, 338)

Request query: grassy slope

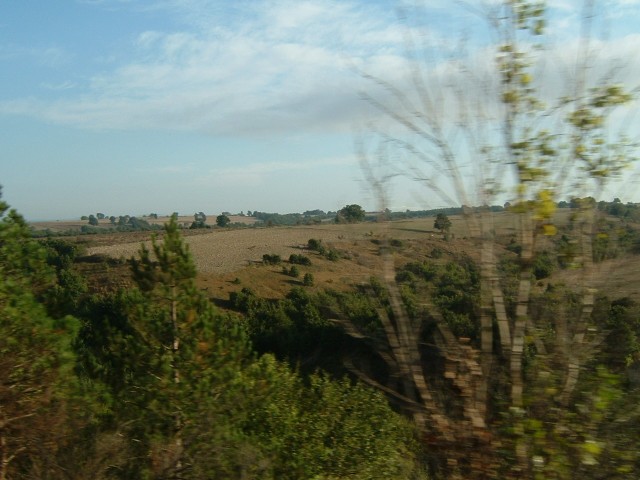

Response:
(68, 213), (640, 306)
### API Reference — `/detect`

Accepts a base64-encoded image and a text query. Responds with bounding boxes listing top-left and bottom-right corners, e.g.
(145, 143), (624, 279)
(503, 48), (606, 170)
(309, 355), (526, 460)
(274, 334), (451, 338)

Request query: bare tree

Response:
(336, 1), (639, 478)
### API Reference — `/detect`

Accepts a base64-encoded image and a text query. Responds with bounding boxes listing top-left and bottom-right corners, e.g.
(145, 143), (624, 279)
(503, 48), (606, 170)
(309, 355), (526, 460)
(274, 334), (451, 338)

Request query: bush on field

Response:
(289, 254), (312, 266)
(263, 254), (282, 265)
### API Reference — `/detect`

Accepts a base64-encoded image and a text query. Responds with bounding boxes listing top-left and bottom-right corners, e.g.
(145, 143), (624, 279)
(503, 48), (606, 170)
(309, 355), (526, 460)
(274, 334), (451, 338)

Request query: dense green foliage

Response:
(1, 200), (426, 479)
(336, 204), (366, 223)
(226, 235), (640, 478)
(0, 193), (93, 478)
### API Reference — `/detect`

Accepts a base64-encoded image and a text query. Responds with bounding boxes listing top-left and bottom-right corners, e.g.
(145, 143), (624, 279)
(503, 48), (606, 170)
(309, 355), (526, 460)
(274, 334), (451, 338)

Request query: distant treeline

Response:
(250, 210), (337, 226)
(31, 215), (163, 238)
(30, 199), (640, 237)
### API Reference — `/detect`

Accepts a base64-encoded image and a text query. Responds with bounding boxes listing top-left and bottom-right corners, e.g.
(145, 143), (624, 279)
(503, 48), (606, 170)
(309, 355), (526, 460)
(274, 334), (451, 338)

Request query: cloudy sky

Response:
(1, 0), (640, 220)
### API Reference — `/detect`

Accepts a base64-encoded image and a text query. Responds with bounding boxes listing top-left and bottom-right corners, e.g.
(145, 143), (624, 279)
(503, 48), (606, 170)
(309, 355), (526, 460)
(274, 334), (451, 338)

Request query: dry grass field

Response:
(40, 212), (639, 305)
(78, 216), (471, 299)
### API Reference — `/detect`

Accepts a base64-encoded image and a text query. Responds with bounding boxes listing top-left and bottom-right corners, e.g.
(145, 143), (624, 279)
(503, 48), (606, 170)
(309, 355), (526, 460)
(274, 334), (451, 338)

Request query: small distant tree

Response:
(191, 212), (207, 229)
(80, 215), (88, 221)
(96, 213), (105, 220)
(433, 213), (451, 234)
(88, 214), (98, 226)
(216, 214), (230, 228)
(336, 204), (366, 223)
(109, 216), (117, 225)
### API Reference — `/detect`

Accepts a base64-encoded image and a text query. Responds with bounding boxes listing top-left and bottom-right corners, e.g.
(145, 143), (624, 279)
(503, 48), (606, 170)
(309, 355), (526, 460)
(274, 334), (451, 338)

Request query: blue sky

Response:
(1, 1), (640, 220)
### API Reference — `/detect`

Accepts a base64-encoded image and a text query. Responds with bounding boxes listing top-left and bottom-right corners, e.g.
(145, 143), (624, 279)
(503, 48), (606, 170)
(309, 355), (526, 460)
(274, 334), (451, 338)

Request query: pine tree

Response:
(0, 190), (80, 479)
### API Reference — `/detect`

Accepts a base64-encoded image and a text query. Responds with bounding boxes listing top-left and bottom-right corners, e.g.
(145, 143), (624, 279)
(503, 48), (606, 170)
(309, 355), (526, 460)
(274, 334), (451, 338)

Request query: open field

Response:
(84, 216), (475, 274)
(67, 212), (640, 305)
(76, 216), (478, 301)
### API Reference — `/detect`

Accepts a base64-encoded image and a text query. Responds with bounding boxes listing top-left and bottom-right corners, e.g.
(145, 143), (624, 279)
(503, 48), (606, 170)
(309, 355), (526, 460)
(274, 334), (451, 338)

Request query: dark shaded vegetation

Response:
(262, 253), (282, 265)
(288, 253), (312, 266)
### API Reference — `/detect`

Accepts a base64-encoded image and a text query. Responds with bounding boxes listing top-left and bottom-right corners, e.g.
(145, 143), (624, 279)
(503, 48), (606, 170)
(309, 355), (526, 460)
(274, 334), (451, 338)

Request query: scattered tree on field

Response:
(191, 211), (207, 229)
(433, 213), (451, 234)
(303, 273), (314, 286)
(216, 214), (230, 227)
(335, 204), (366, 223)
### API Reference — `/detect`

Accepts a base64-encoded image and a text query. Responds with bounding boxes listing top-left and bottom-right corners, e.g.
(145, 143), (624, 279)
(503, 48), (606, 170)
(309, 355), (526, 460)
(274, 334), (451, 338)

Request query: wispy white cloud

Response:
(198, 155), (357, 187)
(0, 1), (409, 136)
(2, 0), (640, 141)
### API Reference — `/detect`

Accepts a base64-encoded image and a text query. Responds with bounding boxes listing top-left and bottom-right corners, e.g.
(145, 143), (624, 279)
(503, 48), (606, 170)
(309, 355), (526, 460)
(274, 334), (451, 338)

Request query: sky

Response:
(1, 1), (640, 221)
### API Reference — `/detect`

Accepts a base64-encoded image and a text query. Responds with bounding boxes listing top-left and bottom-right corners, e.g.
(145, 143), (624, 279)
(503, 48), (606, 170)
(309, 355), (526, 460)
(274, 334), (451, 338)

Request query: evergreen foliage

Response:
(70, 214), (426, 478)
(0, 191), (85, 478)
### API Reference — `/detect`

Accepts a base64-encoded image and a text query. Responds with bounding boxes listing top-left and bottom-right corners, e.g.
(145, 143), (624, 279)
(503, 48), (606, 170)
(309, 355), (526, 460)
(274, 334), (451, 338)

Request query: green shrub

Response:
(325, 249), (340, 261)
(506, 238), (522, 255)
(288, 265), (300, 278)
(403, 261), (438, 281)
(289, 254), (312, 266)
(307, 238), (324, 252)
(303, 273), (315, 286)
(533, 251), (555, 279)
(395, 270), (418, 284)
(263, 253), (282, 265)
